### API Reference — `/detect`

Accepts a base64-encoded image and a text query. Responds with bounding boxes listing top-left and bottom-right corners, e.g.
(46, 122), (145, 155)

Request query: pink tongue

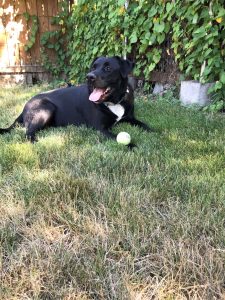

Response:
(89, 88), (105, 102)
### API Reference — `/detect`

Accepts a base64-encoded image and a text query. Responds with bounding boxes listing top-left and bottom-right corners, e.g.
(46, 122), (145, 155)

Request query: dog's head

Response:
(87, 56), (134, 104)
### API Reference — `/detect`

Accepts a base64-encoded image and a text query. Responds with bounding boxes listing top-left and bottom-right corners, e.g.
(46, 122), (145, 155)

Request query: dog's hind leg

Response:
(0, 113), (23, 134)
(24, 101), (56, 142)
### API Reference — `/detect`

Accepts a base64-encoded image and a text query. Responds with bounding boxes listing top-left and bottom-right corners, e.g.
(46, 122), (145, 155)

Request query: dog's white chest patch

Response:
(105, 103), (125, 122)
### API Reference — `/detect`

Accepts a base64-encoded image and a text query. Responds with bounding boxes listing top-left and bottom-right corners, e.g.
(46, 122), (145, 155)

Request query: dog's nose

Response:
(86, 73), (96, 81)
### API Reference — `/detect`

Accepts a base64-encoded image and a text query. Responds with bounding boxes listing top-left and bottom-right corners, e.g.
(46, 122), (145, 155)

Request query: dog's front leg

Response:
(127, 118), (155, 132)
(100, 128), (116, 139)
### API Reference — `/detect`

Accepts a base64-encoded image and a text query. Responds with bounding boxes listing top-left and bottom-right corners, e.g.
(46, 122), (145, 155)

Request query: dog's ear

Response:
(90, 57), (99, 68)
(114, 56), (135, 78)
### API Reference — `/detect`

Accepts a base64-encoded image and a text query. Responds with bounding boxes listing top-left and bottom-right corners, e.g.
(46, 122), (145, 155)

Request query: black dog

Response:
(0, 56), (153, 143)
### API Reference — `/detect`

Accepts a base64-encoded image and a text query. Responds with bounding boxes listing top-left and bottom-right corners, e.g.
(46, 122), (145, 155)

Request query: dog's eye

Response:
(104, 66), (111, 72)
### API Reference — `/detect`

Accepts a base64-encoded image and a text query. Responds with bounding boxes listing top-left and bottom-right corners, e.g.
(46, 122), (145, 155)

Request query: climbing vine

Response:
(40, 1), (73, 77)
(172, 0), (225, 111)
(22, 12), (38, 52)
(69, 0), (125, 83)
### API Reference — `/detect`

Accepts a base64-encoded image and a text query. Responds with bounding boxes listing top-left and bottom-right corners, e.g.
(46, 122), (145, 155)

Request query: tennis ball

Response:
(116, 132), (131, 145)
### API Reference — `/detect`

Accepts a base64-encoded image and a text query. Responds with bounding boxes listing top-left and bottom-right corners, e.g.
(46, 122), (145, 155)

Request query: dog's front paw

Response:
(127, 143), (137, 150)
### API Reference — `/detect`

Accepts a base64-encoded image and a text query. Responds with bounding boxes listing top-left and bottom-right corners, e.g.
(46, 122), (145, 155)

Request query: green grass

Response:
(0, 85), (225, 299)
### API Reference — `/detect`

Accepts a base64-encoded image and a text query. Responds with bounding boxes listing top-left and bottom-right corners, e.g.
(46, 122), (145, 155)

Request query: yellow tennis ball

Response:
(116, 132), (131, 145)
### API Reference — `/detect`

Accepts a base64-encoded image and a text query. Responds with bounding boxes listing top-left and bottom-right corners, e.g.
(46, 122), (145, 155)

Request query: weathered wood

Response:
(25, 0), (37, 15)
(0, 19), (8, 66)
(0, 65), (46, 73)
(37, 0), (48, 17)
(39, 16), (49, 32)
(2, 0), (11, 10)
(0, 0), (61, 81)
(48, 0), (58, 16)
(29, 37), (39, 64)
(14, 0), (27, 15)
(149, 70), (179, 84)
(0, 72), (53, 84)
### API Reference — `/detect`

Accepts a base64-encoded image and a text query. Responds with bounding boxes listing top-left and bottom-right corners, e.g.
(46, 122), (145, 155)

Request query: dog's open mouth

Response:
(89, 87), (112, 103)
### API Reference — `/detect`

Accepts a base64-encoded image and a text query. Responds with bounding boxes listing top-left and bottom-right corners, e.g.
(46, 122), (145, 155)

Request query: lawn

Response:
(0, 84), (225, 299)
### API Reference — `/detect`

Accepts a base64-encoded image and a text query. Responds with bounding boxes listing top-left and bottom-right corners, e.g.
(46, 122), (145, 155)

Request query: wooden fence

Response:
(0, 0), (67, 83)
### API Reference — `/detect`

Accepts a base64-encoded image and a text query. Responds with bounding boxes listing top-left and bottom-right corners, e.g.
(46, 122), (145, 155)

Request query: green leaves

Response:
(23, 12), (30, 21)
(23, 14), (39, 52)
(40, 1), (73, 77)
(117, 0), (125, 5)
(153, 22), (165, 33)
(220, 72), (225, 84)
(130, 32), (138, 44)
(171, 1), (225, 110)
(157, 33), (165, 44)
(166, 2), (173, 13)
(193, 26), (206, 37)
(148, 7), (157, 18)
(69, 0), (125, 82)
(192, 13), (198, 24)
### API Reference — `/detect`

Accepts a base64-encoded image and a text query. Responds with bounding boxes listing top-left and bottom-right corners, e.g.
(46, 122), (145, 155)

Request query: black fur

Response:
(0, 56), (153, 143)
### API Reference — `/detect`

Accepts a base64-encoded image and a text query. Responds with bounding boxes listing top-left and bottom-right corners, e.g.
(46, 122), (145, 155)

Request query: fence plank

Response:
(0, 19), (7, 65)
(48, 0), (58, 17)
(39, 16), (49, 32)
(25, 0), (37, 15)
(14, 0), (27, 15)
(30, 32), (41, 64)
(37, 0), (48, 17)
(2, 0), (12, 10)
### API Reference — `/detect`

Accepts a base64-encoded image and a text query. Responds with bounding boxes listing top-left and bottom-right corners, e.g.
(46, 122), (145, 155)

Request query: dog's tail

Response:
(0, 113), (23, 134)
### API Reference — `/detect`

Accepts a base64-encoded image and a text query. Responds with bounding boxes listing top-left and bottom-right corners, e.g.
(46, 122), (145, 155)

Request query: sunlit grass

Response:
(0, 84), (225, 299)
